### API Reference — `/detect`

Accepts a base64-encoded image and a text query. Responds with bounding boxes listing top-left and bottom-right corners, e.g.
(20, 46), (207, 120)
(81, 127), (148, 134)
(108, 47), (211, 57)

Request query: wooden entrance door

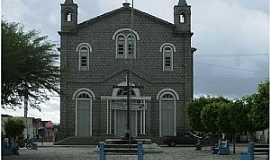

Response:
(77, 100), (91, 136)
(115, 110), (137, 137)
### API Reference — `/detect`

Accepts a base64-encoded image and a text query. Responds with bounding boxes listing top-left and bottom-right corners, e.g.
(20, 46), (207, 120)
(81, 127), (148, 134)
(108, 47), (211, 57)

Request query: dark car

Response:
(162, 132), (199, 147)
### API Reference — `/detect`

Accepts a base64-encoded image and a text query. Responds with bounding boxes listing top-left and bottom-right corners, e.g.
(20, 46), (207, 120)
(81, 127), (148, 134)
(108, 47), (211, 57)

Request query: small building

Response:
(1, 115), (56, 142)
(1, 115), (38, 139)
(1, 114), (13, 136)
(39, 121), (56, 142)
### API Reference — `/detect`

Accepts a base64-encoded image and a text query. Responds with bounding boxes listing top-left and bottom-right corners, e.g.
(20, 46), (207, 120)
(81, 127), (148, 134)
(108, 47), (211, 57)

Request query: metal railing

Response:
(98, 142), (144, 160)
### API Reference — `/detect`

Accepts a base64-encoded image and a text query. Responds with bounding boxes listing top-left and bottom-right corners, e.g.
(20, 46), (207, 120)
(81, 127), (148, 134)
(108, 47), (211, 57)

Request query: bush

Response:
(4, 118), (25, 138)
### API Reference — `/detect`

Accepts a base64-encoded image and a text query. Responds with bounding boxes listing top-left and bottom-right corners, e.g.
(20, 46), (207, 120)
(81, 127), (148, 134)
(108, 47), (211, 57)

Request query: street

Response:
(4, 146), (268, 160)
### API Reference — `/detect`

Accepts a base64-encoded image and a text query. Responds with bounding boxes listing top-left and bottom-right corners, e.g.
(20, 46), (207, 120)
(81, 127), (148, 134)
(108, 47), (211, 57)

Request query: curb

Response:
(37, 145), (97, 148)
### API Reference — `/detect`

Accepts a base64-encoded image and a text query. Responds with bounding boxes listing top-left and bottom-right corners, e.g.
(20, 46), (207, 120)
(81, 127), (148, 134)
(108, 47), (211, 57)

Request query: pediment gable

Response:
(78, 6), (174, 29)
(102, 68), (152, 84)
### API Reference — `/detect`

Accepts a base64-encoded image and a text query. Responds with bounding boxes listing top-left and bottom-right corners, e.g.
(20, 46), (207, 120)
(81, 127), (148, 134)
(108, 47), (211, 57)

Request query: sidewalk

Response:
(36, 142), (249, 148)
(36, 142), (96, 148)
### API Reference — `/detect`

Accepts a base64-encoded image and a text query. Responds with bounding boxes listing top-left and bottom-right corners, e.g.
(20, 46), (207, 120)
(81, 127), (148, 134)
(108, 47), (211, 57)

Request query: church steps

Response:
(54, 136), (161, 145)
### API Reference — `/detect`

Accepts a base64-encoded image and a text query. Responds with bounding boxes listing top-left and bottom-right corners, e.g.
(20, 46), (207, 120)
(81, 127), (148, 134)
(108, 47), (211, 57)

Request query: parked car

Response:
(162, 132), (198, 147)
(162, 131), (218, 147)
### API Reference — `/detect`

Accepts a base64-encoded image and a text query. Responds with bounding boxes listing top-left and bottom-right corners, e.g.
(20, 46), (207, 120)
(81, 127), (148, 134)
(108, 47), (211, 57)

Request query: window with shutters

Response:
(113, 29), (139, 59)
(116, 34), (125, 58)
(163, 46), (173, 71)
(76, 43), (92, 71)
(127, 34), (136, 59)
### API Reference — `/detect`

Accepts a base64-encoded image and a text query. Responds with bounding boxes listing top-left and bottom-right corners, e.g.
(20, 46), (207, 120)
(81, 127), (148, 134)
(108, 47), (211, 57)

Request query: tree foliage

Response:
(228, 100), (249, 134)
(215, 102), (235, 134)
(4, 118), (25, 138)
(187, 96), (230, 132)
(1, 20), (59, 110)
(243, 81), (269, 132)
(187, 97), (207, 132)
(188, 81), (269, 137)
(200, 102), (219, 133)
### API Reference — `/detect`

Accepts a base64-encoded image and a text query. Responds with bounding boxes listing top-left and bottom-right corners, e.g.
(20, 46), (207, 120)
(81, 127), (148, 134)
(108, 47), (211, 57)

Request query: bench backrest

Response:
(249, 143), (269, 154)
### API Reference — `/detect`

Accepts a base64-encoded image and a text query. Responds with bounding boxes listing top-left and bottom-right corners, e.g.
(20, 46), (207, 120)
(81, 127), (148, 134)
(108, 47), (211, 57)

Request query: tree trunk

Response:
(24, 87), (29, 139)
(267, 129), (269, 144)
(248, 132), (256, 142)
(233, 134), (236, 154)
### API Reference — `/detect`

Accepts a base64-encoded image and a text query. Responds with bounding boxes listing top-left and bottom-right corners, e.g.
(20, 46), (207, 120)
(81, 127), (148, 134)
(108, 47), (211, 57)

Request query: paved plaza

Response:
(3, 145), (268, 160)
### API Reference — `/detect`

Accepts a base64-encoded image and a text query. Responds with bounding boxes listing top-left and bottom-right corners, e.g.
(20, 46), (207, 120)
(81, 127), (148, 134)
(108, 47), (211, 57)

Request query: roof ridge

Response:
(78, 7), (173, 28)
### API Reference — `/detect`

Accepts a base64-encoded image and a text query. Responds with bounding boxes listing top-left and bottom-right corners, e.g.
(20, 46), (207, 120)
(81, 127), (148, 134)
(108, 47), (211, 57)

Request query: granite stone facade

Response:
(59, 0), (195, 139)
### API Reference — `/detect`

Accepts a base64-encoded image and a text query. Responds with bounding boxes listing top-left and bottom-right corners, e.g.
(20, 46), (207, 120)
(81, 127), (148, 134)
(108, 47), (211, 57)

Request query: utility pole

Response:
(112, 70), (143, 143)
(126, 70), (130, 139)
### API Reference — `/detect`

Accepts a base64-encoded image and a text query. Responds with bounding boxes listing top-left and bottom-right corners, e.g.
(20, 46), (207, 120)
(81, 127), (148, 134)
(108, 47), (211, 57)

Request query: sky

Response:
(1, 0), (269, 124)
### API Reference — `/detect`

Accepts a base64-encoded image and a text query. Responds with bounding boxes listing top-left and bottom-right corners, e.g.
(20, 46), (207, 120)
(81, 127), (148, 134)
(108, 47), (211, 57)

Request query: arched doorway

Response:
(157, 89), (178, 137)
(111, 82), (141, 137)
(73, 89), (95, 137)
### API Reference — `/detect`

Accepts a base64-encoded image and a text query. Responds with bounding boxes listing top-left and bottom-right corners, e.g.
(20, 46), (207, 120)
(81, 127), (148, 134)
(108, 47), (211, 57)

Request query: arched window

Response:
(180, 14), (185, 23)
(77, 93), (90, 99)
(79, 46), (89, 71)
(76, 43), (92, 71)
(64, 10), (72, 22)
(67, 13), (72, 21)
(161, 93), (174, 100)
(113, 28), (139, 59)
(116, 34), (125, 58)
(163, 46), (173, 71)
(127, 34), (136, 59)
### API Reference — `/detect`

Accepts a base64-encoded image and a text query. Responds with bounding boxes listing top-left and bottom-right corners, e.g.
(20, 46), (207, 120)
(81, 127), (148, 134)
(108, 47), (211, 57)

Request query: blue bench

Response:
(240, 143), (269, 160)
(98, 142), (144, 160)
(212, 141), (230, 155)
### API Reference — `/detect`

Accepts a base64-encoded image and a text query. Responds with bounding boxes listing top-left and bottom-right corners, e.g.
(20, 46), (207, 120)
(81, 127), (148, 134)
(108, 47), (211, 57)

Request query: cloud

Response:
(1, 97), (60, 123)
(191, 0), (269, 97)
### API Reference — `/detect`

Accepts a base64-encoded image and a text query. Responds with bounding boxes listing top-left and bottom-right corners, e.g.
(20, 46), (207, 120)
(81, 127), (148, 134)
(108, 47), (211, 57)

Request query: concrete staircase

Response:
(55, 136), (162, 145)
(55, 136), (112, 145)
(97, 138), (162, 155)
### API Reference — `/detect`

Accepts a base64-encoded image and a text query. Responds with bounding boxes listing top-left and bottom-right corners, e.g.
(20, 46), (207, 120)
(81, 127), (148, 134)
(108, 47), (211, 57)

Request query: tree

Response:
(4, 118), (25, 139)
(251, 81), (269, 131)
(227, 100), (250, 153)
(200, 102), (219, 134)
(228, 100), (249, 134)
(187, 97), (208, 132)
(243, 81), (269, 140)
(216, 102), (234, 135)
(2, 20), (59, 110)
(187, 96), (230, 132)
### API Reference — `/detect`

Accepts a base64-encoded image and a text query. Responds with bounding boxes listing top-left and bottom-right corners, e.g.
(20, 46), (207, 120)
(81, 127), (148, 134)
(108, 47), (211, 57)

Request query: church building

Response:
(59, 0), (196, 140)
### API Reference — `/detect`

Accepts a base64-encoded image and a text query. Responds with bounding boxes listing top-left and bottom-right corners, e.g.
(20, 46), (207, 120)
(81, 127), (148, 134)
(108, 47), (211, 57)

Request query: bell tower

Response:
(61, 0), (78, 32)
(174, 0), (191, 33)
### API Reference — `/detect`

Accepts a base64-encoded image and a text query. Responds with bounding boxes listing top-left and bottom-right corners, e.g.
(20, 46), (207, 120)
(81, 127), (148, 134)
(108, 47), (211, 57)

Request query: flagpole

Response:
(131, 0), (134, 29)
